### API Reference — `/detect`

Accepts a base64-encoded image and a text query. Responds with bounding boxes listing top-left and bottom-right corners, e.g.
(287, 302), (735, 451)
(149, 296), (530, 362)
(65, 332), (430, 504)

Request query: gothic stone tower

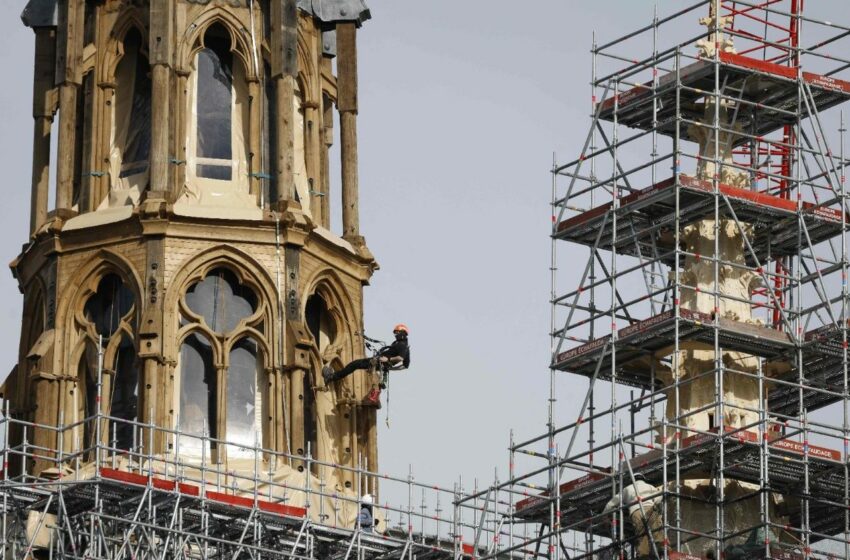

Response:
(3, 0), (380, 496)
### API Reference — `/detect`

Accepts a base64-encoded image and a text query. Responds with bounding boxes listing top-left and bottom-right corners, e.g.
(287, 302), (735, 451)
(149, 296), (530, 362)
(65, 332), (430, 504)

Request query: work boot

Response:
(322, 365), (335, 385)
(362, 387), (382, 408)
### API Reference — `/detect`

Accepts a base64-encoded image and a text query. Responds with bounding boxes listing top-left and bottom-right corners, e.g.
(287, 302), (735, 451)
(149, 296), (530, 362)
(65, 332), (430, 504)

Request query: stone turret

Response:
(4, 0), (383, 515)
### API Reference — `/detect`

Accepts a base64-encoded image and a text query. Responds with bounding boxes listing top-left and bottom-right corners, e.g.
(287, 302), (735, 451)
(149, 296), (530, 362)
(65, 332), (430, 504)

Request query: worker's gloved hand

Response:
(378, 356), (389, 363)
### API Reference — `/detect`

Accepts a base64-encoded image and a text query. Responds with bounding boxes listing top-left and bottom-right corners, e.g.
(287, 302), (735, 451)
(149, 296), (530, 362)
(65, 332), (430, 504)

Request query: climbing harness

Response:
(364, 335), (393, 427)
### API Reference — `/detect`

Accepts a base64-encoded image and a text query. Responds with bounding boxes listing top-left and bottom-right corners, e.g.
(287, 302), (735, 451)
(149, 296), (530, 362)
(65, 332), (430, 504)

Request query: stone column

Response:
(91, 83), (115, 209)
(320, 91), (333, 227)
(305, 101), (323, 223)
(215, 364), (228, 464)
(271, 0), (299, 206)
(289, 367), (306, 464)
(249, 80), (263, 199)
(55, 85), (78, 211)
(366, 408), (378, 494)
(31, 373), (59, 475)
(149, 0), (172, 195)
(30, 28), (57, 235)
(339, 405), (355, 489)
(337, 23), (361, 242)
(174, 72), (190, 195)
(139, 358), (159, 452)
(54, 0), (83, 212)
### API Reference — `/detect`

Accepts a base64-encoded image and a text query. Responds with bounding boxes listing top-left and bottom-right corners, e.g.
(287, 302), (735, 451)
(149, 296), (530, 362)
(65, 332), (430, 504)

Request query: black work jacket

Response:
(379, 337), (410, 368)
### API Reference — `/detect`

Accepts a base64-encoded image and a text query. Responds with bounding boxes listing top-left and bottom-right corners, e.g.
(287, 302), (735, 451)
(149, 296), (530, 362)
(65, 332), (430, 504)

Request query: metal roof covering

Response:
(21, 0), (57, 28)
(22, 0), (370, 30)
(297, 0), (371, 26)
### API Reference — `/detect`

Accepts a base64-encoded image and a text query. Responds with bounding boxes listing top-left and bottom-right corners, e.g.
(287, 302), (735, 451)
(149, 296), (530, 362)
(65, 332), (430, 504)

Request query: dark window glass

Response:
(83, 1), (95, 45)
(73, 71), (93, 207)
(82, 350), (97, 450)
(305, 295), (322, 344)
(196, 28), (233, 180)
(305, 294), (336, 347)
(179, 333), (216, 451)
(227, 338), (259, 455)
(120, 30), (152, 178)
(84, 274), (134, 338)
(196, 164), (232, 181)
(110, 336), (138, 450)
(185, 269), (257, 334)
(304, 294), (334, 458)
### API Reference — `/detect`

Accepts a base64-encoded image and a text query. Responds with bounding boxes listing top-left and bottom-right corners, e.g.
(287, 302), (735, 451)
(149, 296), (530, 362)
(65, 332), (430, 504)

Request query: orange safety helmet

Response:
(393, 323), (410, 335)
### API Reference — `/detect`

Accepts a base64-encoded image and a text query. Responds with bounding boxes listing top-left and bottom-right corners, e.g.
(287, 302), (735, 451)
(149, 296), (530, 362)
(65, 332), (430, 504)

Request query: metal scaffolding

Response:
(0, 391), (503, 559)
(0, 333), (507, 559)
(456, 0), (850, 559)
(6, 1), (850, 559)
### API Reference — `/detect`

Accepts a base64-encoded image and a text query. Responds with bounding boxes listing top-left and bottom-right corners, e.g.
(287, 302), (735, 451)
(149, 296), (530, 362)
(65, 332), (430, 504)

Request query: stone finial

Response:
(696, 4), (736, 58)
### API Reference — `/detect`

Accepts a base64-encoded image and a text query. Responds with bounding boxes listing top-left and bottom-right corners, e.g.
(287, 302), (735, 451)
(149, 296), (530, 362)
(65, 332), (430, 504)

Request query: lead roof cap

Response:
(297, 0), (371, 26)
(22, 0), (370, 29)
(21, 0), (57, 29)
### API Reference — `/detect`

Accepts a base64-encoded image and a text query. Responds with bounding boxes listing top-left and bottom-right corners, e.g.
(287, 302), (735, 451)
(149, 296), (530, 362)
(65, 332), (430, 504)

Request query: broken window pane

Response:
(179, 332), (216, 454)
(185, 269), (257, 334)
(226, 337), (260, 456)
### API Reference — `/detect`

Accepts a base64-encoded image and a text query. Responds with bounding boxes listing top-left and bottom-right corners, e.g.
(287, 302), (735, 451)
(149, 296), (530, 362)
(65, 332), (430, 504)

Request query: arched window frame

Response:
(300, 272), (359, 471)
(182, 20), (255, 200)
(67, 268), (141, 455)
(109, 27), (152, 194)
(174, 264), (273, 462)
(98, 14), (150, 210)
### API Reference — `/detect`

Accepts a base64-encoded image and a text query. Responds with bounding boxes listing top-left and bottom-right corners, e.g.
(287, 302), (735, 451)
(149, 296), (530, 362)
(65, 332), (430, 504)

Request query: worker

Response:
(323, 324), (411, 385)
(358, 494), (375, 533)
(603, 473), (662, 558)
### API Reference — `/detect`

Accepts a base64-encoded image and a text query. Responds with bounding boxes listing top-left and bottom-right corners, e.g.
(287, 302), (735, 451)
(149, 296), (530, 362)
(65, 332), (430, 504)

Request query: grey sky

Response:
(2, 0), (849, 532)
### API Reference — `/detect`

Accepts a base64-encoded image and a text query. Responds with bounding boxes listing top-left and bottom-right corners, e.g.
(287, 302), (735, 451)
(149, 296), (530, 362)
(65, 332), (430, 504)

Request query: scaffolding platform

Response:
(553, 310), (848, 414)
(555, 175), (847, 266)
(513, 427), (844, 542)
(597, 51), (850, 143)
(0, 464), (482, 560)
(768, 323), (849, 415)
(553, 308), (795, 378)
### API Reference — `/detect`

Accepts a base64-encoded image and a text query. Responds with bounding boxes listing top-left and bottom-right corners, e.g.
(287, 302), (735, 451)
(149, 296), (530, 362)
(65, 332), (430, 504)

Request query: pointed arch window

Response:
(78, 273), (138, 451)
(227, 337), (262, 457)
(178, 332), (215, 455)
(110, 28), (152, 194)
(187, 25), (250, 190)
(177, 268), (266, 459)
(304, 291), (341, 461)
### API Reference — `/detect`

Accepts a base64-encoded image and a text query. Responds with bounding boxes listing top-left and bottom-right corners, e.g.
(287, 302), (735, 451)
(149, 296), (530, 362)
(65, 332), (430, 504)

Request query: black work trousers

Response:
(328, 357), (374, 382)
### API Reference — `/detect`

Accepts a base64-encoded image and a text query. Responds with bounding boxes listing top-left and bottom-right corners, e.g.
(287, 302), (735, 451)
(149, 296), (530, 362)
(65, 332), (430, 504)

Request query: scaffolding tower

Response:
(456, 1), (850, 559)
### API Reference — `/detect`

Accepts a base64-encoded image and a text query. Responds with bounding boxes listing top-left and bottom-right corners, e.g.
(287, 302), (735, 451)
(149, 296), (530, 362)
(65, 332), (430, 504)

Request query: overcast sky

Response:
(2, 0), (849, 541)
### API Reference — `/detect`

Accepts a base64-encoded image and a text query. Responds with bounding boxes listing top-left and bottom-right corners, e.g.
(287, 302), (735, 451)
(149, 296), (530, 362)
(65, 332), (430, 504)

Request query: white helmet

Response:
(361, 493), (374, 505)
